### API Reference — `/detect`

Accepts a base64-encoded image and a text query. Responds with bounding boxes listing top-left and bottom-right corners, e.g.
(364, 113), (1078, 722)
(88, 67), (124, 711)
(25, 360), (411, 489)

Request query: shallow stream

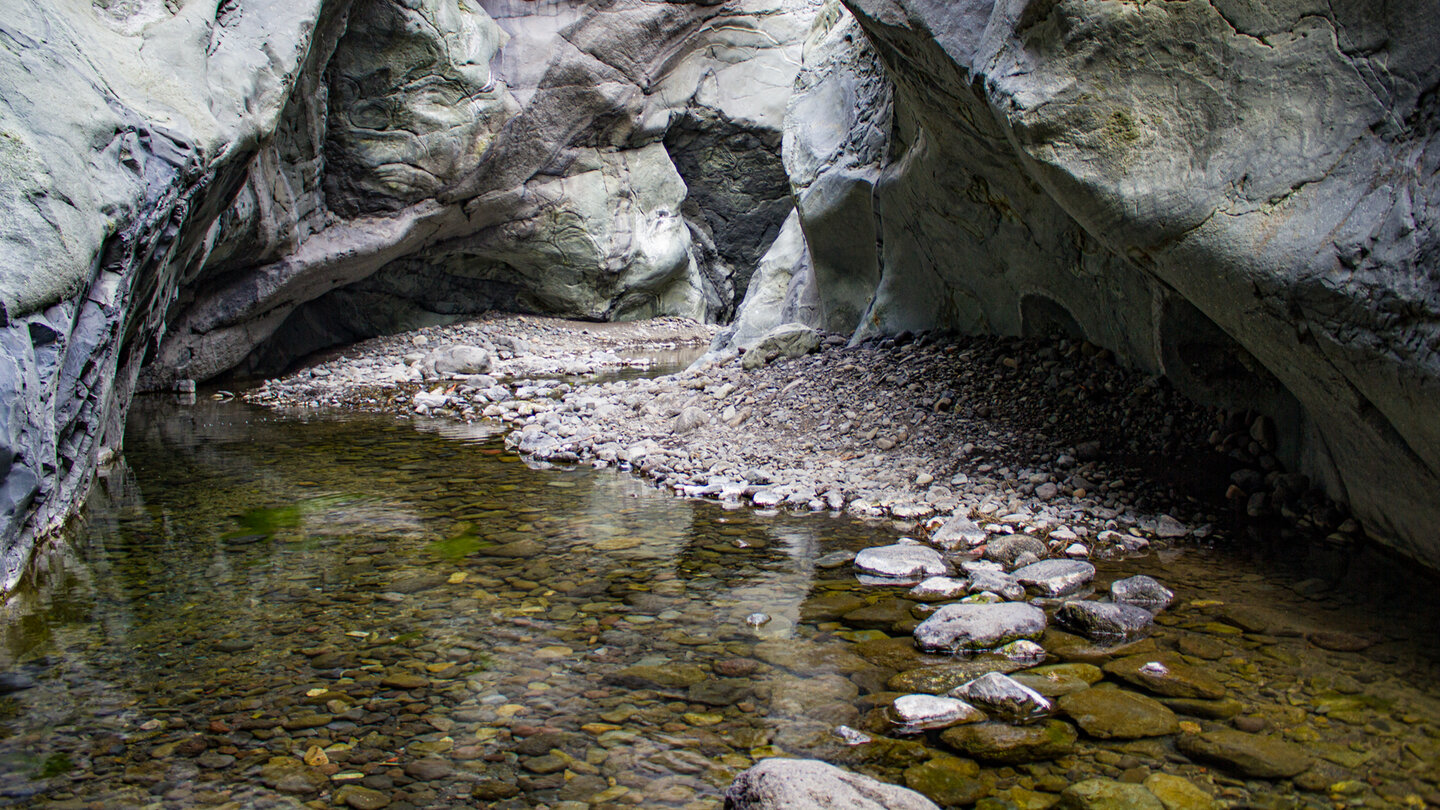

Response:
(1, 397), (1438, 809)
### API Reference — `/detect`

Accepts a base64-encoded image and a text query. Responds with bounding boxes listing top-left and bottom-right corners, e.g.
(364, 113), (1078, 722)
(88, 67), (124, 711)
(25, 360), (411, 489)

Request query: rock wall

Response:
(727, 0), (1440, 567)
(0, 0), (823, 593)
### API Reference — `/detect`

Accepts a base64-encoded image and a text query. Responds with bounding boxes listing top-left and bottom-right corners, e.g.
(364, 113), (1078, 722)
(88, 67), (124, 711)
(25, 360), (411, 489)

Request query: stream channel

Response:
(1, 390), (1439, 809)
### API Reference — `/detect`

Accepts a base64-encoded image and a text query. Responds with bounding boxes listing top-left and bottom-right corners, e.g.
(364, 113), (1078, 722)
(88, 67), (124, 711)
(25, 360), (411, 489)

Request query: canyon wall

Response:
(2, 0), (1438, 590)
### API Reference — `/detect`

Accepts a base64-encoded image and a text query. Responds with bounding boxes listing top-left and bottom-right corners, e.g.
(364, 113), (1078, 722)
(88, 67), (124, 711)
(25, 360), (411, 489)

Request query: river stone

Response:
(688, 678), (754, 706)
(889, 659), (1027, 694)
(1010, 663), (1103, 697)
(983, 535), (1048, 568)
(913, 603), (1047, 653)
(856, 543), (948, 579)
(725, 758), (940, 809)
(1110, 576), (1175, 612)
(967, 570), (1025, 601)
(939, 720), (1078, 764)
(427, 345), (490, 375)
(672, 407), (709, 434)
(802, 591), (871, 622)
(605, 663), (707, 690)
(1043, 629), (1159, 665)
(844, 598), (919, 631)
(742, 324), (821, 369)
(889, 694), (987, 732)
(335, 785), (391, 810)
(1055, 601), (1154, 642)
(909, 576), (970, 602)
(478, 538), (543, 558)
(903, 757), (988, 807)
(950, 672), (1052, 722)
(1143, 774), (1218, 810)
(1057, 688), (1179, 739)
(930, 516), (987, 550)
(1012, 560), (1095, 597)
(1176, 729), (1314, 778)
(1103, 654), (1227, 700)
(1060, 779), (1164, 810)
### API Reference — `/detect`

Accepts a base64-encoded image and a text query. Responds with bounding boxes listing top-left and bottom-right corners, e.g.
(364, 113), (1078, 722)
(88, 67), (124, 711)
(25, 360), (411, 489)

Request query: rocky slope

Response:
(1, 0), (1438, 590)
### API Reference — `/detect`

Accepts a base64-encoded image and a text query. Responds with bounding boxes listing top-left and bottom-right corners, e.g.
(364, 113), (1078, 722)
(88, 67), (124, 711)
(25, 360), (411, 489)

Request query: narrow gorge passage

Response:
(2, 0), (1439, 808)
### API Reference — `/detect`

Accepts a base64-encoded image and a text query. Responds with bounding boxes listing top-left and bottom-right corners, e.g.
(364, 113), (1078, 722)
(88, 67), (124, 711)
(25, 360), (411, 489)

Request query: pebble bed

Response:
(0, 317), (1436, 809)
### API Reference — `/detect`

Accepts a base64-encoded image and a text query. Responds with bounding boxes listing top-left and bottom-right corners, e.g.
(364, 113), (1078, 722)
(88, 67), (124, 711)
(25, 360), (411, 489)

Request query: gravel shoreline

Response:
(244, 314), (1362, 559)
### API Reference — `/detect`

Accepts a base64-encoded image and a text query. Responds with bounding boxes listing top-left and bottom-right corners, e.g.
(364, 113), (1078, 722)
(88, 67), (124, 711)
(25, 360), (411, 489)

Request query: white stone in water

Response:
(912, 602), (1047, 652)
(1063, 543), (1090, 558)
(1156, 514), (1189, 538)
(1011, 559), (1096, 597)
(832, 725), (872, 746)
(909, 577), (969, 601)
(854, 543), (948, 579)
(949, 672), (1052, 721)
(1110, 575), (1175, 612)
(745, 613), (771, 627)
(889, 694), (986, 732)
(967, 570), (1024, 601)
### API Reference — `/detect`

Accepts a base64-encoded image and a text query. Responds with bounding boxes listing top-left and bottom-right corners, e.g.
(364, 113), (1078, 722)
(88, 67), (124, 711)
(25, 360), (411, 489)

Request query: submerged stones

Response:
(1176, 729), (1314, 778)
(1056, 688), (1179, 739)
(913, 603), (1047, 653)
(1103, 653), (1227, 700)
(725, 758), (940, 810)
(1056, 600), (1154, 642)
(939, 720), (1078, 764)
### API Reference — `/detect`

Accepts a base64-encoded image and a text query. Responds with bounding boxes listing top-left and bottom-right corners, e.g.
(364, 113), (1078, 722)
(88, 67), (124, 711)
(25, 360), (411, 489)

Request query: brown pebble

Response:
(714, 658), (760, 677)
(1306, 632), (1375, 652)
(1233, 716), (1267, 733)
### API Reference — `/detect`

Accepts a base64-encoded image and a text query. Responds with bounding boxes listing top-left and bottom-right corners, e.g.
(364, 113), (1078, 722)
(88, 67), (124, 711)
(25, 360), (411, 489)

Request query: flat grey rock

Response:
(950, 672), (1053, 722)
(855, 542), (948, 579)
(1110, 575), (1175, 612)
(913, 602), (1047, 653)
(1056, 601), (1155, 643)
(1012, 559), (1096, 597)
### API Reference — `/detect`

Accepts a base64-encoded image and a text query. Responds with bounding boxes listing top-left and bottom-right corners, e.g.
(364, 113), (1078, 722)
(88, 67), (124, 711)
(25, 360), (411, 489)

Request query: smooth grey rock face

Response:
(983, 535), (1048, 569)
(828, 0), (1440, 569)
(1110, 575), (1175, 612)
(1012, 559), (1096, 598)
(1056, 601), (1156, 643)
(966, 570), (1024, 603)
(930, 514), (987, 551)
(725, 758), (941, 810)
(854, 542), (948, 579)
(949, 672), (1052, 722)
(913, 602), (1047, 653)
(909, 576), (970, 602)
(742, 323), (821, 369)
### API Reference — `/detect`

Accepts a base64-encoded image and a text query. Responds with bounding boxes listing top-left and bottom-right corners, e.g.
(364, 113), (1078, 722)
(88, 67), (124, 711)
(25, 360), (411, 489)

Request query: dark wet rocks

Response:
(1010, 663), (1102, 697)
(888, 660), (1027, 694)
(1060, 779), (1166, 810)
(725, 757), (940, 810)
(903, 756), (987, 807)
(1057, 688), (1179, 739)
(913, 603), (1046, 653)
(939, 720), (1079, 764)
(1056, 601), (1154, 643)
(1177, 728), (1314, 778)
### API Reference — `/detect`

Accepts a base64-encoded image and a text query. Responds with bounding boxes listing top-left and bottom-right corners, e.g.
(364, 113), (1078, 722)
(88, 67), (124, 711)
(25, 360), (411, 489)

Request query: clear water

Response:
(0, 397), (1438, 809)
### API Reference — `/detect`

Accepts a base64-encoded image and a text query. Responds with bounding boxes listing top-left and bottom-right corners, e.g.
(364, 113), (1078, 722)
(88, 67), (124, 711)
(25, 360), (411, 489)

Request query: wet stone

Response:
(1010, 663), (1102, 697)
(1055, 601), (1154, 643)
(968, 570), (1025, 602)
(1176, 728), (1314, 778)
(889, 694), (987, 733)
(1109, 575), (1174, 612)
(950, 672), (1052, 722)
(909, 576), (970, 602)
(1057, 688), (1179, 739)
(726, 758), (941, 810)
(1142, 773), (1217, 810)
(605, 663), (707, 690)
(1012, 560), (1095, 597)
(889, 659), (1026, 694)
(1060, 779), (1164, 810)
(1103, 654), (1226, 700)
(904, 756), (988, 806)
(335, 784), (392, 810)
(913, 603), (1047, 653)
(801, 592), (870, 622)
(855, 542), (949, 579)
(940, 720), (1079, 764)
(844, 598), (919, 631)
